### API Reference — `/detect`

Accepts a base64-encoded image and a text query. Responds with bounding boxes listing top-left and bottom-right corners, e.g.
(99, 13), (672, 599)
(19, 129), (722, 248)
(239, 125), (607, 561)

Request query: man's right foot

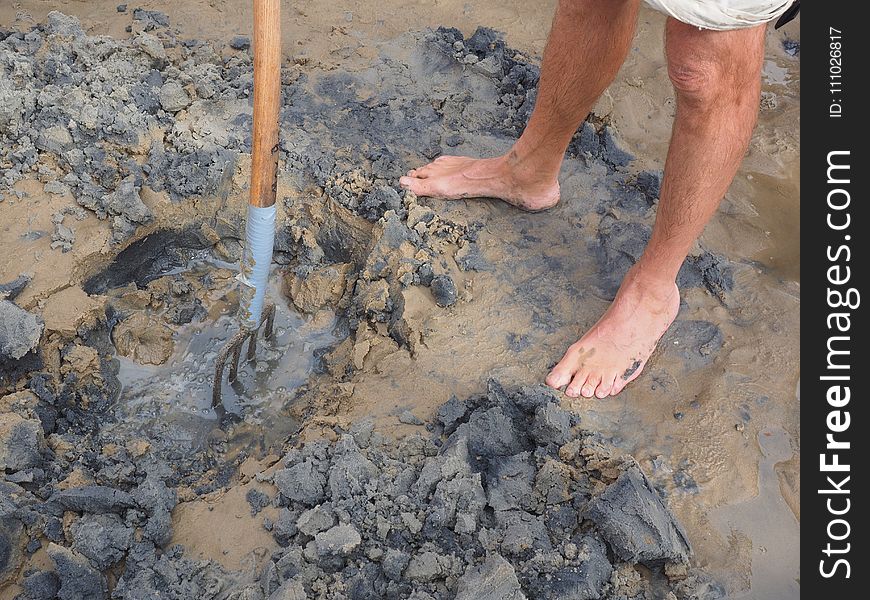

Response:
(399, 153), (560, 212)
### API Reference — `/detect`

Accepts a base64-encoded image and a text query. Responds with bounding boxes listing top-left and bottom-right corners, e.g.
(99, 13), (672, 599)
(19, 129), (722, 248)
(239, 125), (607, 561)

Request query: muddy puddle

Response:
(90, 251), (346, 464)
(744, 168), (801, 282)
(710, 427), (800, 599)
(114, 261), (338, 415)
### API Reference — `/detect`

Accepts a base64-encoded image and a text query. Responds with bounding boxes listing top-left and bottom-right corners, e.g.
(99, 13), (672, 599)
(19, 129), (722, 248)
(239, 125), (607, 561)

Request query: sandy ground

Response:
(1, 1), (800, 598)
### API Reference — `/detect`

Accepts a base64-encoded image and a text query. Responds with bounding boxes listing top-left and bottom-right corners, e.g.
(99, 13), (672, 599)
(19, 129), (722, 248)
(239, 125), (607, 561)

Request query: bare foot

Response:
(546, 267), (680, 398)
(399, 153), (560, 212)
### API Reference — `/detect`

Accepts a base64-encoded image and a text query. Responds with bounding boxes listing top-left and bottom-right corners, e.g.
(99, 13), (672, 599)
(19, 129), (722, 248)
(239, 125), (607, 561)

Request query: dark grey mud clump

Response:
(782, 38), (800, 56)
(429, 275), (458, 307)
(0, 301), (43, 362)
(567, 121), (635, 169)
(0, 294), (44, 390)
(229, 380), (715, 600)
(0, 275), (31, 302)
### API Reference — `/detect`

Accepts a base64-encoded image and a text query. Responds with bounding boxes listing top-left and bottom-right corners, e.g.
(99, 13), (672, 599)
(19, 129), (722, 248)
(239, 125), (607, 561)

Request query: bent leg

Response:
(400, 0), (641, 210)
(547, 18), (767, 398)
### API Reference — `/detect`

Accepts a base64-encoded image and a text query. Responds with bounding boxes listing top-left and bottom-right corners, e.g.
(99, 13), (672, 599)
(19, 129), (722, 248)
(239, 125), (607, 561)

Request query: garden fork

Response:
(212, 0), (281, 408)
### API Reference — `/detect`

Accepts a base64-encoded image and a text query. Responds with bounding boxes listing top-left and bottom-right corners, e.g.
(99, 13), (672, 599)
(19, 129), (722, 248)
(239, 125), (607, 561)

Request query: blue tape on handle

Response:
(238, 204), (276, 329)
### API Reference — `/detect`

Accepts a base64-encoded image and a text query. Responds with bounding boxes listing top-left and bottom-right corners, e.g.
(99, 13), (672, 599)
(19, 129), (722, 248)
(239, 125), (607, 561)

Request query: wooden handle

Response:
(249, 0), (281, 208)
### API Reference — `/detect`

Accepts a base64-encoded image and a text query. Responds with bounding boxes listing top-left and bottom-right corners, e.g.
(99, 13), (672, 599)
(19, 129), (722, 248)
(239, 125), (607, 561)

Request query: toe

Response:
(581, 375), (601, 398)
(611, 360), (646, 396)
(623, 359), (647, 385)
(546, 365), (574, 389)
(399, 176), (436, 197)
(611, 379), (628, 396)
(595, 374), (618, 399)
(413, 164), (437, 178)
(565, 371), (589, 398)
(547, 347), (582, 389)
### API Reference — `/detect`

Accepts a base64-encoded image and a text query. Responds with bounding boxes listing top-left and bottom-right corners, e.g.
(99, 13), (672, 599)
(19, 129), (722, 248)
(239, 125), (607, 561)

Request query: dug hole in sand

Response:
(1, 4), (799, 599)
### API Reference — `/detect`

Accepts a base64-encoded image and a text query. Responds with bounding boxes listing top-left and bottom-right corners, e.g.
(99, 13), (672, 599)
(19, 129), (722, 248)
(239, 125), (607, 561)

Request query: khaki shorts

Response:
(644, 0), (794, 30)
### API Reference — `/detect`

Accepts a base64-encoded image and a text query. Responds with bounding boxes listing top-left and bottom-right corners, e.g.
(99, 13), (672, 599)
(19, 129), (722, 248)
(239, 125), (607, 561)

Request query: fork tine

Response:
(246, 331), (258, 361)
(229, 336), (245, 382)
(212, 329), (245, 407)
(264, 304), (276, 339)
(212, 305), (277, 409)
(213, 348), (230, 407)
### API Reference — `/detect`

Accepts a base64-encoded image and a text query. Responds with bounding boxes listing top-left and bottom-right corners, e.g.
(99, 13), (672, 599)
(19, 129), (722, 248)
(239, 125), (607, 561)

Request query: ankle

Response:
(502, 141), (562, 184)
(624, 264), (679, 298)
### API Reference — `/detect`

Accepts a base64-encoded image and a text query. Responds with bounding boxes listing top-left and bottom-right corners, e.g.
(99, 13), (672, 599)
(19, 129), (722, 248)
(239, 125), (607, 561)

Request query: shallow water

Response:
(710, 427), (800, 599)
(762, 59), (792, 86)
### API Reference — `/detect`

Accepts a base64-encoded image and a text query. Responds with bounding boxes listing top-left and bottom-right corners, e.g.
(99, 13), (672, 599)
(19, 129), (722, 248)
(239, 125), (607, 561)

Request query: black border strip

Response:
(803, 2), (867, 595)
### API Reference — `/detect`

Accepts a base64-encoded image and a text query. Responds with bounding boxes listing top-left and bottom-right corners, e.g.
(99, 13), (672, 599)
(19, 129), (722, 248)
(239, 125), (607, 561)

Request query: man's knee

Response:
(666, 21), (766, 107)
(667, 56), (725, 105)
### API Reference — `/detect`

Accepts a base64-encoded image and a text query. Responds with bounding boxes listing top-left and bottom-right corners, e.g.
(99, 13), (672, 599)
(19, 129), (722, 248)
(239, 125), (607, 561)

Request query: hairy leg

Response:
(400, 0), (641, 210)
(547, 18), (767, 398)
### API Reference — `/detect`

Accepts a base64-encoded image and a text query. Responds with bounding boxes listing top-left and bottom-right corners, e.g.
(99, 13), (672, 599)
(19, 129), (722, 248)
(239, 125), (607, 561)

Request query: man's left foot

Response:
(546, 266), (680, 398)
